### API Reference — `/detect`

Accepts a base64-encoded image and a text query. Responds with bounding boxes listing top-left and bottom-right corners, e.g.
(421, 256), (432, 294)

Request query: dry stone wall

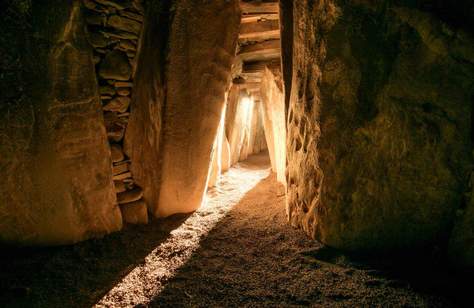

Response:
(82, 0), (148, 224)
(286, 0), (474, 261)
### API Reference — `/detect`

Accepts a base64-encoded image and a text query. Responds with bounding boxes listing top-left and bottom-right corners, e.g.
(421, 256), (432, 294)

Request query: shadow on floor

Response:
(150, 175), (472, 307)
(1, 171), (472, 307)
(0, 212), (190, 307)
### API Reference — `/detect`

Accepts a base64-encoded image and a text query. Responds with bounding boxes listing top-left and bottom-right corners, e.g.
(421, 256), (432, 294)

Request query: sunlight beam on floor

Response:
(95, 163), (270, 307)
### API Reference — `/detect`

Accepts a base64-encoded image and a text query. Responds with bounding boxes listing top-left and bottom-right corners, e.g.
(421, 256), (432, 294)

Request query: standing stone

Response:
(154, 0), (241, 217)
(99, 50), (132, 80)
(0, 1), (122, 245)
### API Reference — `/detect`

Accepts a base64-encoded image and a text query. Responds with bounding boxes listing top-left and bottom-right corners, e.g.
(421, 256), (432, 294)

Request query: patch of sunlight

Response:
(95, 162), (270, 307)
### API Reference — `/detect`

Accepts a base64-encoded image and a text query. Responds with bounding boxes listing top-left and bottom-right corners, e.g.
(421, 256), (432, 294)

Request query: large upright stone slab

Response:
(261, 68), (286, 184)
(0, 1), (121, 245)
(286, 0), (474, 254)
(155, 0), (240, 217)
(124, 1), (169, 215)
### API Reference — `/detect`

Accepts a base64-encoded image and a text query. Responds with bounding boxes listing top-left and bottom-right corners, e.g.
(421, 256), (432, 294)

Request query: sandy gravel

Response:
(0, 153), (470, 307)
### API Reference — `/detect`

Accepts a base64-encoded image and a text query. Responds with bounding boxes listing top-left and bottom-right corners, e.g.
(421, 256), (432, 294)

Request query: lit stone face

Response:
(154, 0), (241, 217)
(0, 1), (122, 245)
(285, 0), (474, 255)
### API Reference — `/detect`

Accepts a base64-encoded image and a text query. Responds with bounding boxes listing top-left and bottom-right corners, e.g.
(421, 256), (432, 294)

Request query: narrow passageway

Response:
(100, 153), (454, 307)
(98, 152), (273, 306)
(1, 0), (474, 307)
(2, 153), (457, 307)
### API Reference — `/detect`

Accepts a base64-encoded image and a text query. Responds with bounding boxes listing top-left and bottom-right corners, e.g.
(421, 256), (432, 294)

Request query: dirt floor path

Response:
(0, 153), (470, 307)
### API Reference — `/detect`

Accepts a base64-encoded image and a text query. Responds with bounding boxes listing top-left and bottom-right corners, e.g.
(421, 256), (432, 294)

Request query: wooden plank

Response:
(240, 1), (279, 14)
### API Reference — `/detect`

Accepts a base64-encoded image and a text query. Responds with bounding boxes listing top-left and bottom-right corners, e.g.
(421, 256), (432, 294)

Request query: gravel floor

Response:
(0, 153), (471, 307)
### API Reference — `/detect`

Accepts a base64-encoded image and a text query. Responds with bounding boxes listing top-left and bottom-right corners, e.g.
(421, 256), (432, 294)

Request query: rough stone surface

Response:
(261, 68), (285, 184)
(119, 199), (148, 224)
(108, 15), (141, 34)
(124, 1), (169, 215)
(225, 85), (246, 166)
(117, 187), (143, 204)
(99, 50), (132, 80)
(103, 96), (130, 113)
(286, 0), (474, 255)
(155, 0), (240, 217)
(110, 144), (124, 162)
(0, 1), (122, 245)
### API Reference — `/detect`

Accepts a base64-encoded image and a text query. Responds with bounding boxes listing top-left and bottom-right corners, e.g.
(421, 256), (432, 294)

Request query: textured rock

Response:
(104, 112), (127, 142)
(226, 86), (248, 166)
(114, 180), (127, 193)
(150, 0), (240, 217)
(0, 1), (121, 245)
(108, 15), (141, 34)
(221, 130), (231, 173)
(95, 0), (133, 10)
(110, 144), (124, 162)
(124, 1), (169, 215)
(99, 50), (132, 80)
(261, 68), (285, 184)
(103, 96), (130, 113)
(101, 29), (139, 40)
(113, 171), (132, 181)
(117, 187), (143, 204)
(118, 40), (136, 52)
(100, 85), (116, 96)
(116, 87), (131, 96)
(119, 10), (143, 22)
(112, 162), (129, 175)
(285, 0), (474, 254)
(120, 199), (148, 224)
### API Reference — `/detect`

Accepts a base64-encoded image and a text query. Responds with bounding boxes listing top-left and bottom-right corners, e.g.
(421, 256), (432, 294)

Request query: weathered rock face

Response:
(286, 0), (474, 255)
(0, 1), (122, 245)
(248, 100), (267, 157)
(156, 0), (241, 217)
(261, 67), (286, 184)
(123, 1), (166, 216)
(226, 86), (247, 166)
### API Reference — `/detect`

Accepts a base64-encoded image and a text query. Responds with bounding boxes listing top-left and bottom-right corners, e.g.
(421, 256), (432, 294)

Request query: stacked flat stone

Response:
(83, 0), (148, 225)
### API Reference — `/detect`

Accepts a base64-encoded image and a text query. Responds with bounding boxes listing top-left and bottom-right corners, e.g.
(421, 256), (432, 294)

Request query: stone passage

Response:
(82, 0), (148, 225)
